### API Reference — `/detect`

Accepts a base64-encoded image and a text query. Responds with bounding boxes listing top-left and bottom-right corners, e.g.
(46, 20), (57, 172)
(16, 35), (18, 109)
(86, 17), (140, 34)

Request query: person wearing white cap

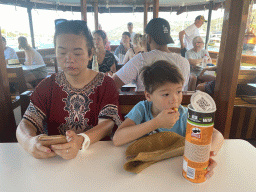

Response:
(179, 15), (207, 57)
(113, 18), (190, 92)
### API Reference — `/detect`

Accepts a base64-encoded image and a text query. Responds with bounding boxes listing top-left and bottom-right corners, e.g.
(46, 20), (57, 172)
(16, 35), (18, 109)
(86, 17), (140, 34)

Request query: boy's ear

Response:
(147, 34), (152, 44)
(144, 91), (152, 102)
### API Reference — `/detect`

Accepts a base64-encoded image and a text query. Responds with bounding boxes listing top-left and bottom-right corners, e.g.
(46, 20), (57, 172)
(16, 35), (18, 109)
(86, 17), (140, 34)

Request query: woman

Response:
(16, 20), (122, 160)
(18, 36), (47, 88)
(98, 24), (111, 52)
(87, 30), (117, 75)
(123, 34), (147, 64)
(114, 32), (132, 64)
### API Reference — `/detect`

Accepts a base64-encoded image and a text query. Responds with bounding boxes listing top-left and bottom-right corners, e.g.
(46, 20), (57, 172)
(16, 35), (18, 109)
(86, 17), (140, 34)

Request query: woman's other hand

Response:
(50, 130), (84, 160)
(28, 134), (57, 159)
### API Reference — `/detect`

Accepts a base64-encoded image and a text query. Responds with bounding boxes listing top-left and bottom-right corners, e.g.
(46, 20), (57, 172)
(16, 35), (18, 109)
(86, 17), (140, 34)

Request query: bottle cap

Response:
(190, 91), (216, 112)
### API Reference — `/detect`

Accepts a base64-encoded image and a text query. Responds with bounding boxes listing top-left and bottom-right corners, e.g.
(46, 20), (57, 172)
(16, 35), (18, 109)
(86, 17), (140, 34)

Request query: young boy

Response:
(113, 60), (224, 179)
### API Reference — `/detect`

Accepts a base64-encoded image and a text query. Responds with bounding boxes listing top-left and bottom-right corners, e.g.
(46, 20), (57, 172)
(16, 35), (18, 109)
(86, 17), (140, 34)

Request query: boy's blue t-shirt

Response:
(125, 100), (188, 137)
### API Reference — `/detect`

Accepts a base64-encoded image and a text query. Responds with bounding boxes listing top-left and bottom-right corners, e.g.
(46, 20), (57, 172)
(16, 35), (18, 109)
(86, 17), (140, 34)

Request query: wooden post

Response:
(93, 2), (99, 31)
(144, 2), (149, 33)
(153, 0), (159, 18)
(205, 1), (213, 50)
(27, 7), (36, 48)
(81, 0), (87, 22)
(0, 30), (17, 142)
(214, 0), (250, 139)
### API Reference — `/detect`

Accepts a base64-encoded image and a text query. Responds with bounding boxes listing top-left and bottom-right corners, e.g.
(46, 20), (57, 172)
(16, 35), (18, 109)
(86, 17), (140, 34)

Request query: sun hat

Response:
(145, 18), (174, 45)
(123, 132), (185, 173)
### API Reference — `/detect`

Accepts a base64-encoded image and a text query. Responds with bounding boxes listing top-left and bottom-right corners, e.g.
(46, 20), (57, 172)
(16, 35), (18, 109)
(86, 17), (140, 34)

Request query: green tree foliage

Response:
(1, 29), (6, 35)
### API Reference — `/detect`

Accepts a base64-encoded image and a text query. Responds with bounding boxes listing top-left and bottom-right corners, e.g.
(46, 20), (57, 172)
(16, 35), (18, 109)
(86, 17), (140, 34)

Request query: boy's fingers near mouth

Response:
(172, 107), (178, 112)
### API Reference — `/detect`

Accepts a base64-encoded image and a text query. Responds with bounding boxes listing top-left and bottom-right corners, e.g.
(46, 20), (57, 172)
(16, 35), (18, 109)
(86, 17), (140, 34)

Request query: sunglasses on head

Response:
(54, 19), (87, 28)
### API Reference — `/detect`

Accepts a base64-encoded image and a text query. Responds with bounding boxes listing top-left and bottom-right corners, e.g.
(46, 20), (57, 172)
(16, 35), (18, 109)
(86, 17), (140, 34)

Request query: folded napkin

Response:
(124, 132), (185, 173)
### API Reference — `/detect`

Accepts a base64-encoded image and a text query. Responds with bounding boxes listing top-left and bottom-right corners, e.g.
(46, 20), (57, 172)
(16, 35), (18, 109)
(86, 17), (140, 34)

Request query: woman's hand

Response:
(205, 151), (217, 179)
(50, 130), (84, 160)
(28, 134), (57, 159)
(155, 109), (180, 129)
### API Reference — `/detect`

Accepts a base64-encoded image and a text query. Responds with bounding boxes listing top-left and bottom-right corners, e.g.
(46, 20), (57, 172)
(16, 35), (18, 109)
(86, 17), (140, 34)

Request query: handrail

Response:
(15, 46), (256, 64)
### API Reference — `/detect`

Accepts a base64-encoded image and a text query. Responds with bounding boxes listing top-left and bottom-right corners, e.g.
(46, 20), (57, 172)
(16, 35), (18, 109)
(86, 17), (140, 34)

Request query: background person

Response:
(127, 22), (136, 43)
(113, 60), (224, 179)
(185, 36), (215, 91)
(122, 33), (146, 64)
(16, 20), (122, 160)
(98, 24), (111, 52)
(2, 36), (19, 64)
(113, 18), (190, 92)
(18, 36), (47, 88)
(88, 30), (117, 76)
(114, 32), (132, 64)
(196, 65), (218, 95)
(179, 15), (207, 57)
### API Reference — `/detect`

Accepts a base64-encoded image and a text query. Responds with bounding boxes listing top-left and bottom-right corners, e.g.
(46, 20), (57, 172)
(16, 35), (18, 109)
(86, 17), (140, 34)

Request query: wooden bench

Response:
(230, 105), (256, 139)
(238, 68), (256, 84)
(19, 90), (256, 140)
(7, 67), (28, 109)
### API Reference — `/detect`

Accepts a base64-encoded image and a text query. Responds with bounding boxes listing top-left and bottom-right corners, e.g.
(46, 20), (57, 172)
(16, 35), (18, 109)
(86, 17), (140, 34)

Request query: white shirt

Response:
(116, 49), (190, 91)
(25, 48), (45, 65)
(4, 47), (19, 60)
(184, 24), (200, 50)
(130, 32), (136, 43)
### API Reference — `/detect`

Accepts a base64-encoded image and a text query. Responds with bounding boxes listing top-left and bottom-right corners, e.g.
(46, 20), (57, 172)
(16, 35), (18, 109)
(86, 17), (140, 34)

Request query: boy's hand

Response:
(155, 109), (180, 129)
(205, 151), (217, 179)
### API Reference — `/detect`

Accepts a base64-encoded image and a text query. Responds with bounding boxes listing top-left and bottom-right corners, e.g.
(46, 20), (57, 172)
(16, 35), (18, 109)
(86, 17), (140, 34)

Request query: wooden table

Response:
(0, 140), (255, 192)
(7, 64), (46, 71)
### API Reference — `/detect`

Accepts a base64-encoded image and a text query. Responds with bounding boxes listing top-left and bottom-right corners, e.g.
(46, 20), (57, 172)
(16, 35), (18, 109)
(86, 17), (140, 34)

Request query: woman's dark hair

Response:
(122, 32), (131, 38)
(2, 37), (6, 43)
(18, 36), (30, 50)
(140, 60), (184, 94)
(54, 20), (94, 56)
(93, 30), (107, 41)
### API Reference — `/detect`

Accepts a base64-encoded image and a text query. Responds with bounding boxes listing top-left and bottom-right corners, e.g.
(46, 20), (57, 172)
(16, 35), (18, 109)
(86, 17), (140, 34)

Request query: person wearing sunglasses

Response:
(16, 20), (122, 160)
(114, 32), (132, 64)
(87, 30), (117, 76)
(185, 36), (215, 91)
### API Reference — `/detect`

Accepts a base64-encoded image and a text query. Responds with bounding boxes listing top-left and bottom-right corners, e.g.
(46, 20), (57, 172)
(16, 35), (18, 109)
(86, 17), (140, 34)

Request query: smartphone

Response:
(38, 135), (67, 147)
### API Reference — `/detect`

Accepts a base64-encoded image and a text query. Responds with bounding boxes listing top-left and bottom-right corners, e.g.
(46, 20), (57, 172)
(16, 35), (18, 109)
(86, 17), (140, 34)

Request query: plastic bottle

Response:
(92, 55), (99, 72)
(202, 54), (208, 68)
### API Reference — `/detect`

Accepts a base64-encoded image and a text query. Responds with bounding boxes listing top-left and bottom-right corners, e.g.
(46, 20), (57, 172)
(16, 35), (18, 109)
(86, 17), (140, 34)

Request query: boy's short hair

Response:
(140, 60), (184, 94)
(127, 22), (133, 26)
(122, 32), (131, 38)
